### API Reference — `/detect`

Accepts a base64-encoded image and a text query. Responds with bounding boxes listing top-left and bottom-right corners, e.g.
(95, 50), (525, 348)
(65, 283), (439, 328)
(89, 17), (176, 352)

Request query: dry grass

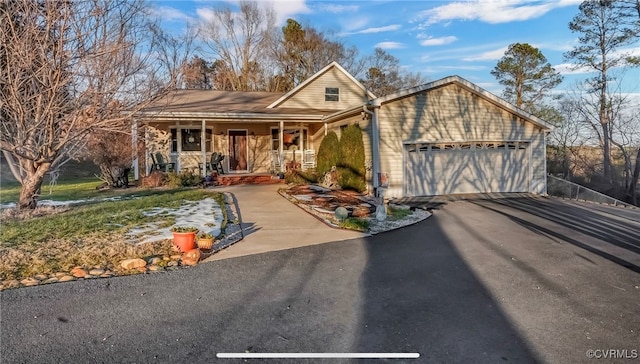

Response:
(0, 233), (177, 281)
(0, 188), (226, 282)
(0, 205), (70, 221)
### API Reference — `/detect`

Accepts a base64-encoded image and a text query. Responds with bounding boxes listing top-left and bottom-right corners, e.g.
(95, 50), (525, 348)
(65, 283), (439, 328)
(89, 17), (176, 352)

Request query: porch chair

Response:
(150, 152), (175, 172)
(213, 153), (224, 174)
(200, 152), (225, 175)
(302, 149), (316, 170)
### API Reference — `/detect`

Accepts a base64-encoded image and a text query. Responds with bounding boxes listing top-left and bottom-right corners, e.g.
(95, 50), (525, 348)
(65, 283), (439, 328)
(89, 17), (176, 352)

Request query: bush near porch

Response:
(312, 126), (366, 193)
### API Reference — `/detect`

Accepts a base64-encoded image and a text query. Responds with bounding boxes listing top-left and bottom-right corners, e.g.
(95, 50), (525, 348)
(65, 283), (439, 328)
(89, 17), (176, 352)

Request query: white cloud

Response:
(416, 0), (582, 26)
(196, 8), (215, 23)
(461, 46), (509, 61)
(420, 36), (458, 46)
(316, 4), (359, 13)
(554, 63), (596, 75)
(196, 1), (311, 26)
(342, 17), (370, 32)
(555, 47), (640, 74)
(152, 6), (195, 22)
(267, 0), (311, 24)
(375, 41), (405, 50)
(351, 24), (402, 35)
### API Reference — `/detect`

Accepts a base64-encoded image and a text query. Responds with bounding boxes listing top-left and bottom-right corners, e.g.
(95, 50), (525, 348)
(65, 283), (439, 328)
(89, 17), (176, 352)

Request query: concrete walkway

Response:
(204, 184), (366, 261)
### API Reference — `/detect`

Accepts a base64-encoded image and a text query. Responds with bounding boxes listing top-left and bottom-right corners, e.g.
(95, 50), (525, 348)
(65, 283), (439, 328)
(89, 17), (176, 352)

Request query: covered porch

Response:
(132, 118), (326, 180)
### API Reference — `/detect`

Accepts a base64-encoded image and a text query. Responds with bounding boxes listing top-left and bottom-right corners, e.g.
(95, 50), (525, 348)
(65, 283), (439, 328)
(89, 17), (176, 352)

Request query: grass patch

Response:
(0, 177), (140, 205)
(0, 188), (226, 281)
(387, 206), (412, 221)
(339, 217), (370, 232)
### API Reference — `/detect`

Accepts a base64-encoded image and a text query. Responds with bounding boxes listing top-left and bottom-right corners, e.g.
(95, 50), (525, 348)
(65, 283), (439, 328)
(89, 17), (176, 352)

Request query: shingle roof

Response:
(142, 89), (336, 116)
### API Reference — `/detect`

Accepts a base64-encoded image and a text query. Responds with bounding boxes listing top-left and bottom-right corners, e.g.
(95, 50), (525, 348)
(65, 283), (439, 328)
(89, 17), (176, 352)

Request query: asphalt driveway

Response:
(1, 196), (639, 363)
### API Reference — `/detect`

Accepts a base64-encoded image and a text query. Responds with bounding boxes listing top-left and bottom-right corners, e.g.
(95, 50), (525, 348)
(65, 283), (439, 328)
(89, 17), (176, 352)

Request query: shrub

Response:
(316, 131), (340, 176)
(167, 170), (201, 187)
(337, 125), (366, 192)
(284, 170), (318, 185)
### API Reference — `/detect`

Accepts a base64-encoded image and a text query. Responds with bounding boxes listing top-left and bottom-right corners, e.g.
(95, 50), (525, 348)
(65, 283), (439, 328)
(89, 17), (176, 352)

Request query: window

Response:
(325, 87), (339, 102)
(171, 128), (212, 152)
(271, 127), (306, 151)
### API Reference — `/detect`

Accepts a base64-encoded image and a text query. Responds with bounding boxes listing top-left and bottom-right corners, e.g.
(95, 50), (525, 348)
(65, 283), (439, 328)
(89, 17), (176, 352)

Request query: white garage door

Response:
(405, 142), (530, 196)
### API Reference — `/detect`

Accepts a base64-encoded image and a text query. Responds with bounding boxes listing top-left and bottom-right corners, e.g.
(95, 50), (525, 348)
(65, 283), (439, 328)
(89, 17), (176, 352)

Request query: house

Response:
(135, 61), (552, 199)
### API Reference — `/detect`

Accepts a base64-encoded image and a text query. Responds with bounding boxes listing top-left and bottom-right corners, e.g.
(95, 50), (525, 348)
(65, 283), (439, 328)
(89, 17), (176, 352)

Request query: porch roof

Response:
(139, 89), (338, 121)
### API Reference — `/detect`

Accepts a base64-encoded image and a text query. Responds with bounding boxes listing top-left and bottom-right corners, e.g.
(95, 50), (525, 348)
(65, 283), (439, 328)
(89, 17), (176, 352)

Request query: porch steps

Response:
(216, 174), (285, 186)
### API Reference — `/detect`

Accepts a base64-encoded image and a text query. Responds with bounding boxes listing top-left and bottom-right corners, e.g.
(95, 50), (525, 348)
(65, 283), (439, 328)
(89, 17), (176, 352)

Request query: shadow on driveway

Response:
(355, 219), (538, 363)
(469, 197), (640, 273)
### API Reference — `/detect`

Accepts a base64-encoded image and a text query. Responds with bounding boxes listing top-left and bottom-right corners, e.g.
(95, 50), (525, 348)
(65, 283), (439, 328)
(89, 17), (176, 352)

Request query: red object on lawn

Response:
(172, 232), (196, 252)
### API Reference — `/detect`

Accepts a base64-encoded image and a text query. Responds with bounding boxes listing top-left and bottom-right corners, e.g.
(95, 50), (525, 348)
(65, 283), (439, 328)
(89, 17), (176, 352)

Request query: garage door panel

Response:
(405, 142), (530, 196)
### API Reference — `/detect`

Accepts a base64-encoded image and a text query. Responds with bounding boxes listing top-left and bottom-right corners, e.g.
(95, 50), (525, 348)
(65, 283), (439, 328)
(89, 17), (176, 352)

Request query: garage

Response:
(404, 141), (530, 196)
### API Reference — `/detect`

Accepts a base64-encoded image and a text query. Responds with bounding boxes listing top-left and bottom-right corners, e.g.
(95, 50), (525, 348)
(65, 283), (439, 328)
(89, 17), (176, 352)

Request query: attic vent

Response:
(325, 87), (339, 102)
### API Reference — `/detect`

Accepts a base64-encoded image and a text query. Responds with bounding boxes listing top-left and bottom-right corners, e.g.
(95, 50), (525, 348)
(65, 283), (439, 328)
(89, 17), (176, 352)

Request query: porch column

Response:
(144, 125), (150, 175)
(279, 121), (284, 173)
(131, 119), (138, 180)
(324, 123), (328, 136)
(201, 120), (207, 177)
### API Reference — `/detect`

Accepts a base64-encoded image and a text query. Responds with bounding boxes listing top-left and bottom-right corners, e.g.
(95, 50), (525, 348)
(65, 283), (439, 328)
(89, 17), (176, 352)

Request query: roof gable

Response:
(371, 76), (553, 131)
(267, 61), (376, 109)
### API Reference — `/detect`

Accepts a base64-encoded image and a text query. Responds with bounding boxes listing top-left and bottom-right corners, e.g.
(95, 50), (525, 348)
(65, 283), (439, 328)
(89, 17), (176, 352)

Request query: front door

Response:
(228, 130), (248, 172)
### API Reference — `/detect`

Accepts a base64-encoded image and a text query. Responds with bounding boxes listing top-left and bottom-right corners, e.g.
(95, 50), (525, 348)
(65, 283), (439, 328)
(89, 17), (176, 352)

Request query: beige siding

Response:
(376, 84), (546, 198)
(277, 68), (369, 110)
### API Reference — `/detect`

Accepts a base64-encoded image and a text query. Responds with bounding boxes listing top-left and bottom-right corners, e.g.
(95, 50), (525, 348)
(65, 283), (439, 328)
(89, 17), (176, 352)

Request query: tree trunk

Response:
(630, 148), (640, 206)
(17, 163), (50, 210)
(601, 122), (612, 185)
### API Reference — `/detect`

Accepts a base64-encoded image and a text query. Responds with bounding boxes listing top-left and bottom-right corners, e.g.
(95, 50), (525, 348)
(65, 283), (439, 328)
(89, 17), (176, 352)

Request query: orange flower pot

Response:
(172, 232), (196, 252)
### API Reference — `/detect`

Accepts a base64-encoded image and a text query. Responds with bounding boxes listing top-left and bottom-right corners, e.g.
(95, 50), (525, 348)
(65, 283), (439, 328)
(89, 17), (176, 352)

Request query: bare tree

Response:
(0, 0), (174, 209)
(564, 0), (640, 185)
(181, 56), (212, 89)
(201, 1), (275, 91)
(270, 18), (360, 91)
(358, 48), (426, 96)
(547, 97), (590, 178)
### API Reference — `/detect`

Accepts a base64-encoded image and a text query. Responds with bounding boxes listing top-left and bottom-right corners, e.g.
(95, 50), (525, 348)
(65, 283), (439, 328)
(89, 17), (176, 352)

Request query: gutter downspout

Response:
(363, 104), (381, 196)
(364, 103), (386, 221)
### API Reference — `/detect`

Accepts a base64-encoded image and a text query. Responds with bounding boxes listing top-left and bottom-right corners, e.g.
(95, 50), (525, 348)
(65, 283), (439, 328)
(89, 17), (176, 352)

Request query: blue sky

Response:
(152, 0), (639, 98)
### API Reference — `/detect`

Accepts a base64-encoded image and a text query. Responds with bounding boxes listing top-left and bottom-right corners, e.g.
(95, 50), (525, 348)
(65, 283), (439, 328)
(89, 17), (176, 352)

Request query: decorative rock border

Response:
(278, 187), (432, 234)
(0, 254), (185, 291)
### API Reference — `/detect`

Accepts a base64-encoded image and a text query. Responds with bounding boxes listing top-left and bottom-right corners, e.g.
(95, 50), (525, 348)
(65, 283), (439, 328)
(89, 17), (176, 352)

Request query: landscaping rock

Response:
(170, 254), (182, 260)
(351, 205), (371, 218)
(44, 278), (59, 284)
(20, 278), (39, 286)
(4, 280), (19, 288)
(89, 268), (105, 276)
(148, 257), (163, 265)
(34, 274), (48, 281)
(59, 275), (75, 282)
(167, 261), (178, 267)
(148, 265), (163, 272)
(71, 267), (88, 278)
(181, 249), (201, 266)
(120, 258), (147, 270)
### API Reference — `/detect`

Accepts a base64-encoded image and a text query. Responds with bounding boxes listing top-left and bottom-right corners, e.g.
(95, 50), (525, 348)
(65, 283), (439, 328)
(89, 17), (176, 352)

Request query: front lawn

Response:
(0, 186), (226, 282)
